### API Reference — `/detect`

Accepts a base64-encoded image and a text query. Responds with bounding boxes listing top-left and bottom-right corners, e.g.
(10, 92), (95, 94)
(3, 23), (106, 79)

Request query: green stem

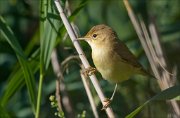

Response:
(35, 74), (44, 118)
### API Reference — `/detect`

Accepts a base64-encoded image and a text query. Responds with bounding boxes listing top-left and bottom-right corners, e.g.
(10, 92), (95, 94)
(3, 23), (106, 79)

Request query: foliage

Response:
(0, 0), (179, 117)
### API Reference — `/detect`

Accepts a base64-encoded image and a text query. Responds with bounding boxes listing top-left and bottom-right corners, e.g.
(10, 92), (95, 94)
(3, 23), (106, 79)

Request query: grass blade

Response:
(0, 58), (39, 107)
(126, 85), (180, 118)
(0, 16), (37, 113)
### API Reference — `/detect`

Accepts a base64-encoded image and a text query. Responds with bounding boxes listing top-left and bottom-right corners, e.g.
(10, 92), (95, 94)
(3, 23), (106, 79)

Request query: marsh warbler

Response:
(78, 24), (151, 109)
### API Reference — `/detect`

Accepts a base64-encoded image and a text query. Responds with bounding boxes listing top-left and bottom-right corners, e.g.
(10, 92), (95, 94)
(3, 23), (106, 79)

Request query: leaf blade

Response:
(0, 16), (37, 113)
(126, 85), (180, 118)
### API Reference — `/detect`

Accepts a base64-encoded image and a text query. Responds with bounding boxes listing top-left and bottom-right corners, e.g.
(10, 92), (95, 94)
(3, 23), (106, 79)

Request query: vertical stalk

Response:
(35, 74), (44, 118)
(35, 0), (47, 117)
(54, 0), (115, 117)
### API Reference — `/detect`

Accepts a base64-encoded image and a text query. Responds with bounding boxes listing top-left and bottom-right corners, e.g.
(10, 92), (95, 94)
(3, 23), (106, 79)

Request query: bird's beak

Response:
(77, 36), (91, 41)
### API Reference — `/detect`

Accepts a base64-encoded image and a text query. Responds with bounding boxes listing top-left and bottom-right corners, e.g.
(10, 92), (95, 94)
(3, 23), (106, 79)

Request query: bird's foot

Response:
(101, 98), (112, 110)
(101, 84), (118, 110)
(82, 66), (97, 77)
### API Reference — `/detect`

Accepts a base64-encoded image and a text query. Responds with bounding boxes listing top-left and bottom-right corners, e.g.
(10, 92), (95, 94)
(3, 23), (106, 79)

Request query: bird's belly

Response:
(93, 51), (135, 83)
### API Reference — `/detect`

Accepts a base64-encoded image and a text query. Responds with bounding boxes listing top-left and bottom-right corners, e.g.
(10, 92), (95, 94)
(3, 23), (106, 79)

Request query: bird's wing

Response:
(113, 40), (143, 69)
(113, 39), (153, 77)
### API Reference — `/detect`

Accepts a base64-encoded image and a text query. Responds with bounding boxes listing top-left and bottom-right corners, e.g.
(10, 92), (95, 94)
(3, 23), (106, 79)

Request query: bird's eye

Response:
(92, 34), (97, 38)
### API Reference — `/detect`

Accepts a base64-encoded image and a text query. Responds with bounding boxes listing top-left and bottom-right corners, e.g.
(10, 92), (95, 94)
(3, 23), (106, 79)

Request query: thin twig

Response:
(80, 65), (99, 118)
(123, 0), (180, 117)
(51, 50), (63, 111)
(55, 78), (62, 111)
(54, 0), (115, 117)
(62, 0), (80, 42)
(139, 19), (161, 79)
(61, 55), (80, 65)
(149, 22), (180, 116)
(51, 49), (75, 118)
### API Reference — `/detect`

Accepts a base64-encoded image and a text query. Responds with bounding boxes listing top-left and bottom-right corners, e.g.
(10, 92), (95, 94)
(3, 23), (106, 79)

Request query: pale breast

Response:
(92, 47), (113, 77)
(92, 48), (136, 83)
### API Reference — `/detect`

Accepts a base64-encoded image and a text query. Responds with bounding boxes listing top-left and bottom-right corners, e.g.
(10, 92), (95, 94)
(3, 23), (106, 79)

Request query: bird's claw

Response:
(82, 67), (97, 77)
(101, 98), (112, 110)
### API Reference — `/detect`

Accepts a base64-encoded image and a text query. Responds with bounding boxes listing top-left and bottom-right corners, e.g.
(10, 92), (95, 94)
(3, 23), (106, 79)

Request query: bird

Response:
(78, 24), (151, 109)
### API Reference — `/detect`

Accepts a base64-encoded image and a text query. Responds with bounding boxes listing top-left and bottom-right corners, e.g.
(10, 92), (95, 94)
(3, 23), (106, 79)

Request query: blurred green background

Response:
(0, 0), (180, 118)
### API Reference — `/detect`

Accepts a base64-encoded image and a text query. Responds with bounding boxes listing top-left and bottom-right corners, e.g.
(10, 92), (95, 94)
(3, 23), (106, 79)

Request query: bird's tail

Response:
(139, 68), (156, 79)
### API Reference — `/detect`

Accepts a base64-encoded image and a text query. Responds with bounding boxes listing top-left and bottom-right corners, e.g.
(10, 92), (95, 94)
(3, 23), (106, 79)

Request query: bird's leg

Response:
(81, 66), (97, 77)
(101, 84), (118, 110)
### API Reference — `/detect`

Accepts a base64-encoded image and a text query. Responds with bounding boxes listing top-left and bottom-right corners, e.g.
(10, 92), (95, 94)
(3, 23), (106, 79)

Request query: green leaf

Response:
(171, 96), (180, 101)
(0, 67), (25, 106)
(0, 16), (37, 113)
(0, 57), (39, 107)
(0, 31), (40, 108)
(40, 0), (59, 72)
(55, 0), (87, 45)
(69, 0), (88, 21)
(126, 85), (180, 118)
(0, 104), (10, 118)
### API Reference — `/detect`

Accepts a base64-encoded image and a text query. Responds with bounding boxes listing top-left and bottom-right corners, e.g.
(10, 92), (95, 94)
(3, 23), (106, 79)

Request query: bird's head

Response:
(78, 24), (117, 49)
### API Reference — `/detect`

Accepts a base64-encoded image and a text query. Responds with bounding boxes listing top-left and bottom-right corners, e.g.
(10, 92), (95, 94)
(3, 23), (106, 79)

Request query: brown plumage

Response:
(78, 24), (153, 109)
(80, 24), (150, 83)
